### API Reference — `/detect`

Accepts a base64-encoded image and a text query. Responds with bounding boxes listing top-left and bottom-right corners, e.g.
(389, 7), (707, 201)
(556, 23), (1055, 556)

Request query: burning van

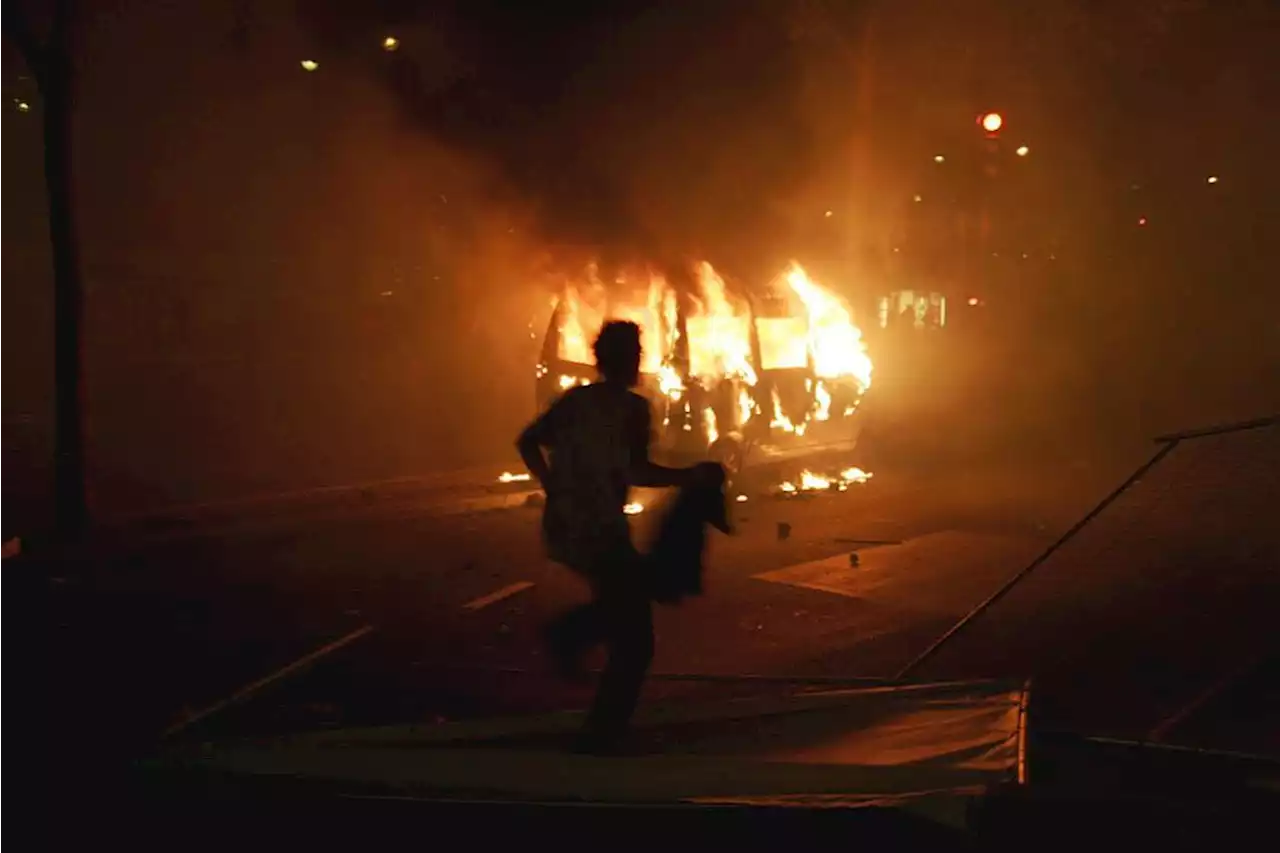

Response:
(535, 261), (872, 473)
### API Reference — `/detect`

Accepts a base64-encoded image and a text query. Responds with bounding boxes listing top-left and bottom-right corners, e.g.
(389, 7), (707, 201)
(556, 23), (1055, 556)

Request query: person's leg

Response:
(543, 605), (595, 680)
(581, 570), (654, 749)
(543, 577), (606, 681)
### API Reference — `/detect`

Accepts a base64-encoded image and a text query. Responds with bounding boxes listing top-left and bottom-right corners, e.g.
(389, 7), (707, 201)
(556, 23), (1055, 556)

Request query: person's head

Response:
(593, 320), (643, 387)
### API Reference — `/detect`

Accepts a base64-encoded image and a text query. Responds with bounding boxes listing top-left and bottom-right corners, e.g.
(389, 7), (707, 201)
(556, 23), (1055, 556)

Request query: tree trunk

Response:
(43, 35), (89, 540)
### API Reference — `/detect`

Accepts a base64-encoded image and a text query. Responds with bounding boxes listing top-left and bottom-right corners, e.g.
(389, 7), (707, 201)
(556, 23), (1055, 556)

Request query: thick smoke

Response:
(296, 0), (816, 277)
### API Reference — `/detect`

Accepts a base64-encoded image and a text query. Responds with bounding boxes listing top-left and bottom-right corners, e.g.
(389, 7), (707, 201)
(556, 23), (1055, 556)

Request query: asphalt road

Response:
(23, 429), (1280, 783)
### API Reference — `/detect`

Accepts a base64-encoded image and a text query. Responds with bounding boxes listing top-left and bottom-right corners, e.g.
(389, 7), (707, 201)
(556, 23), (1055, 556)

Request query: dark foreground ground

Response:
(11, 423), (1280, 847)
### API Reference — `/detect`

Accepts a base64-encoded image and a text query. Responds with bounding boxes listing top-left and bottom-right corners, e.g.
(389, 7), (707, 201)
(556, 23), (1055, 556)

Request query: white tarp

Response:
(165, 679), (1027, 819)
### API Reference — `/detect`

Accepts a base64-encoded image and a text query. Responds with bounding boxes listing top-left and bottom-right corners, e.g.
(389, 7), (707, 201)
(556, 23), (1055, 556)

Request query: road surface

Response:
(22, 429), (1280, 780)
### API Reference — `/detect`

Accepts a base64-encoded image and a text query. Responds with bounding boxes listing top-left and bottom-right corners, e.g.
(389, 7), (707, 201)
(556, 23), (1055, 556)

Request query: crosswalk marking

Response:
(464, 581), (535, 611)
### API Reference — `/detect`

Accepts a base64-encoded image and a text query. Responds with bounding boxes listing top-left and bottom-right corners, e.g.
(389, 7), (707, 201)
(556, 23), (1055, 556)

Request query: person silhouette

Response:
(517, 320), (705, 753)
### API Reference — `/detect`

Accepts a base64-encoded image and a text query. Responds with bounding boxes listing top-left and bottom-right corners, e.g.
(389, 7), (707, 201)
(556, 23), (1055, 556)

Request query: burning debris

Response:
(777, 467), (874, 495)
(498, 471), (532, 483)
(623, 502), (645, 516)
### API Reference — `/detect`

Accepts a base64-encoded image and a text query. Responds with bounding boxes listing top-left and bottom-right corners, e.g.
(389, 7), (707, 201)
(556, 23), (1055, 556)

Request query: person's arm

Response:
(516, 404), (557, 492)
(627, 398), (695, 488)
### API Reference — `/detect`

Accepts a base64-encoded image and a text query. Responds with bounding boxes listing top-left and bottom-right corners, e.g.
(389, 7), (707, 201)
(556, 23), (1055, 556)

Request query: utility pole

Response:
(7, 0), (90, 540)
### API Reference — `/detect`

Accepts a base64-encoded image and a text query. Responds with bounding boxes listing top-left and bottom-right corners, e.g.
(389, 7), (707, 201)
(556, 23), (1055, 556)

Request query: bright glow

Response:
(623, 502), (644, 516)
(913, 194), (923, 202)
(551, 259), (871, 451)
(300, 59), (319, 71)
(1207, 175), (1219, 184)
(778, 467), (873, 494)
(824, 210), (834, 218)
(1016, 145), (1030, 157)
(735, 494), (748, 503)
(981, 112), (1003, 133)
(498, 472), (531, 483)
(967, 297), (980, 306)
(1138, 217), (1148, 226)
(15, 100), (31, 113)
(382, 36), (400, 51)
(782, 263), (873, 390)
(933, 154), (945, 164)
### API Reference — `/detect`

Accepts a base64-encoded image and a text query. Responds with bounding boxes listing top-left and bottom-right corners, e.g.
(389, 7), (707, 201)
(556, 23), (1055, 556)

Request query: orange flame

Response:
(549, 259), (872, 450)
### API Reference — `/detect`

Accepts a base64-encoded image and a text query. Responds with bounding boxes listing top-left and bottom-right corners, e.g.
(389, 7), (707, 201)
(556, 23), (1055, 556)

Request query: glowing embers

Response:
(776, 467), (873, 496)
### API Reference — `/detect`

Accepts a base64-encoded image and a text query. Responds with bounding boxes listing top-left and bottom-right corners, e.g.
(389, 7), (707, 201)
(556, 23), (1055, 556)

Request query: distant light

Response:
(498, 471), (532, 483)
(967, 297), (980, 306)
(980, 112), (1003, 133)
(15, 99), (30, 113)
(913, 194), (923, 203)
(379, 290), (394, 297)
(1016, 145), (1030, 157)
(300, 59), (319, 71)
(1138, 216), (1148, 226)
(382, 36), (400, 51)
(623, 502), (644, 516)
(824, 210), (834, 218)
(735, 494), (748, 503)
(933, 154), (945, 164)
(1207, 175), (1219, 184)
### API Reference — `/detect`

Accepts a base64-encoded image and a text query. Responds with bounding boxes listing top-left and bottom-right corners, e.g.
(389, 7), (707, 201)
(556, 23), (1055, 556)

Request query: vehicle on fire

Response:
(534, 266), (871, 477)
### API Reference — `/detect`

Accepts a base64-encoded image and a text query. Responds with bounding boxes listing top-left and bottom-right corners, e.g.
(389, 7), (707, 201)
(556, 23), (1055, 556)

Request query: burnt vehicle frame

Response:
(535, 289), (867, 475)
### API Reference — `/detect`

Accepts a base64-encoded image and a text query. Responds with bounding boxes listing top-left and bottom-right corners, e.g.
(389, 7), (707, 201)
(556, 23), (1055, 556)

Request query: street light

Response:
(300, 59), (318, 71)
(934, 154), (945, 164)
(980, 112), (1003, 134)
(1015, 145), (1030, 157)
(1207, 175), (1219, 184)
(382, 36), (400, 51)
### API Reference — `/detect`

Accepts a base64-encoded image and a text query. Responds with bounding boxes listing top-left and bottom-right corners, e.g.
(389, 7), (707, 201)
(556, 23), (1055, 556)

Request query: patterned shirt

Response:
(524, 382), (653, 573)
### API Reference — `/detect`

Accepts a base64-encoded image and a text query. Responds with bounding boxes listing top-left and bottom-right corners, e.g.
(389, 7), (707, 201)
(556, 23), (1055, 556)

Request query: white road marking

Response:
(753, 532), (1047, 612)
(754, 554), (896, 599)
(464, 581), (535, 611)
(162, 624), (375, 739)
